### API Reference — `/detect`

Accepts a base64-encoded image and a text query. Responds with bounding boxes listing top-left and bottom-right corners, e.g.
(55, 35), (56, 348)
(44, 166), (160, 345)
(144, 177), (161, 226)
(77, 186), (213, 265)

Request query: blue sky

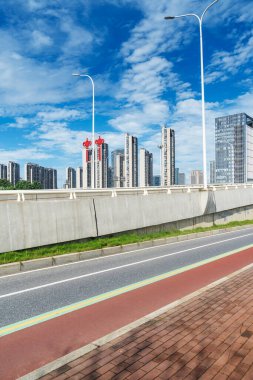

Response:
(0, 0), (252, 186)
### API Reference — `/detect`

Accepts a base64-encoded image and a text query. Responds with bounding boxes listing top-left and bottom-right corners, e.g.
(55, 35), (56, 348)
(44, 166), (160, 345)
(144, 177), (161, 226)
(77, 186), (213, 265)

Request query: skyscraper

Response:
(178, 173), (186, 185)
(0, 164), (7, 180)
(153, 175), (161, 186)
(175, 168), (179, 185)
(140, 148), (153, 187)
(95, 139), (108, 188)
(107, 166), (113, 188)
(66, 167), (76, 188)
(161, 125), (175, 186)
(111, 149), (124, 187)
(215, 113), (253, 183)
(82, 138), (92, 189)
(209, 160), (216, 184)
(76, 167), (83, 189)
(124, 133), (138, 187)
(191, 170), (203, 185)
(8, 161), (20, 185)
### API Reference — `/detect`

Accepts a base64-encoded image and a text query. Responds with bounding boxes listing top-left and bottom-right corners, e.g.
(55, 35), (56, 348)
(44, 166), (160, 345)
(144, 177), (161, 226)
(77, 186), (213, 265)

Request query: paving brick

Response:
(43, 266), (253, 380)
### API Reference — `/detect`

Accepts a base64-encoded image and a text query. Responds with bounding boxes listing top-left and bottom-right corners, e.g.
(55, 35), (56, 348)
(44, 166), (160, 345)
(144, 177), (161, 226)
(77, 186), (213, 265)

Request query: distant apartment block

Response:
(25, 163), (57, 189)
(209, 160), (216, 184)
(161, 125), (175, 186)
(8, 161), (20, 186)
(76, 167), (83, 189)
(215, 113), (253, 183)
(178, 173), (186, 185)
(140, 148), (153, 187)
(0, 164), (7, 180)
(66, 167), (76, 189)
(111, 149), (125, 187)
(153, 175), (161, 186)
(191, 170), (203, 185)
(175, 168), (179, 185)
(125, 133), (138, 187)
(107, 166), (113, 188)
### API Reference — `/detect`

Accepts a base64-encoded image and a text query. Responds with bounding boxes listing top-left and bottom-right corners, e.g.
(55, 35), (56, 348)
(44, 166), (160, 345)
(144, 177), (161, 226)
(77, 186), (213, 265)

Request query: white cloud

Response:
(206, 31), (253, 84)
(31, 30), (53, 49)
(0, 148), (53, 164)
(37, 108), (82, 121)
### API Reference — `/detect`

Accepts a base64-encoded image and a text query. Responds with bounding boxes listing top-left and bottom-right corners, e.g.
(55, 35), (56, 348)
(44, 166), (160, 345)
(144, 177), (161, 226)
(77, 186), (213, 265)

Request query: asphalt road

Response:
(1, 226), (253, 328)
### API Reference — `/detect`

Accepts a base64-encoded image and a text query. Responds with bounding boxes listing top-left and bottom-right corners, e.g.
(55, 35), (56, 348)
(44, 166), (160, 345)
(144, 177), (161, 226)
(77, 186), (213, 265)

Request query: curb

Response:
(0, 224), (251, 277)
(18, 262), (253, 380)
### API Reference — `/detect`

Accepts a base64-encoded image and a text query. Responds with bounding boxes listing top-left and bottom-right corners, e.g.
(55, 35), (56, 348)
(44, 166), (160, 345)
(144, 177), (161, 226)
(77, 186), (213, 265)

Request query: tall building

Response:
(191, 170), (203, 185)
(25, 163), (57, 189)
(153, 175), (161, 186)
(83, 146), (92, 189)
(95, 139), (108, 188)
(140, 148), (153, 187)
(66, 167), (76, 188)
(107, 167), (113, 188)
(161, 125), (175, 186)
(175, 168), (179, 185)
(76, 167), (83, 189)
(111, 149), (125, 187)
(178, 173), (186, 185)
(8, 161), (20, 185)
(209, 160), (216, 184)
(0, 164), (7, 180)
(215, 113), (253, 183)
(124, 133), (138, 187)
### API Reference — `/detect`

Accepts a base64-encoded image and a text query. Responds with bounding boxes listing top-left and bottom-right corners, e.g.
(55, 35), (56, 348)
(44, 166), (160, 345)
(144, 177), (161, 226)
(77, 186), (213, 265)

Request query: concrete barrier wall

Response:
(1, 186), (253, 253)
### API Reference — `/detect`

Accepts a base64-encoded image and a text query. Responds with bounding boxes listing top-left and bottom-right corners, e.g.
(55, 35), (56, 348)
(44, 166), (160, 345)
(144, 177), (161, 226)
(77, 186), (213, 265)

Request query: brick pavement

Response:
(40, 266), (253, 380)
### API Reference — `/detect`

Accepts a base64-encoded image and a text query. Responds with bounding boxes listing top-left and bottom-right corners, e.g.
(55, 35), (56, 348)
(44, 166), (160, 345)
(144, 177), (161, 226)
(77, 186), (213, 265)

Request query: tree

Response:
(15, 180), (42, 190)
(0, 179), (14, 190)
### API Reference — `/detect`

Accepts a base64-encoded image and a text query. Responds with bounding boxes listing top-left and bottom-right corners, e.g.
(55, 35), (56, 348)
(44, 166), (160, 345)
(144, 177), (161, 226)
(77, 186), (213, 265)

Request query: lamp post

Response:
(72, 73), (95, 189)
(165, 0), (219, 190)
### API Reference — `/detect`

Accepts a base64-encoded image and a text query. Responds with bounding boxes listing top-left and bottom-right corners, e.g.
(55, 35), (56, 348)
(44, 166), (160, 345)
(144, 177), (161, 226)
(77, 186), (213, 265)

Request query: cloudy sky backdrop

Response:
(0, 0), (252, 185)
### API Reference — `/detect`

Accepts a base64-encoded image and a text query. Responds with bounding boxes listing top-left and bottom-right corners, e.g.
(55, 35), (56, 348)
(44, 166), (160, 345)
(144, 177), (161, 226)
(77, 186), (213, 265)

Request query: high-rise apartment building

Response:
(0, 164), (7, 180)
(95, 141), (108, 188)
(140, 148), (153, 187)
(175, 168), (179, 185)
(153, 175), (161, 186)
(66, 167), (76, 188)
(178, 173), (186, 185)
(76, 167), (83, 189)
(191, 170), (203, 185)
(107, 167), (113, 188)
(25, 163), (57, 189)
(83, 147), (92, 189)
(124, 133), (138, 187)
(8, 161), (20, 186)
(161, 125), (175, 186)
(215, 113), (253, 183)
(111, 149), (125, 187)
(209, 160), (216, 184)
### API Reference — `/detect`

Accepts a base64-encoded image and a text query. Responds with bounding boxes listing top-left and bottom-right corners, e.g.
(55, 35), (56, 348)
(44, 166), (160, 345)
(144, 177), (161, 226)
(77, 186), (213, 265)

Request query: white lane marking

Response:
(0, 226), (252, 280)
(0, 231), (253, 300)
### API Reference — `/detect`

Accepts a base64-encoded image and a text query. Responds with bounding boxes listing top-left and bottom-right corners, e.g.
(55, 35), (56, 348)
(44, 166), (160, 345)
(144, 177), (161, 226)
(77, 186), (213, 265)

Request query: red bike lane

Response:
(1, 247), (253, 380)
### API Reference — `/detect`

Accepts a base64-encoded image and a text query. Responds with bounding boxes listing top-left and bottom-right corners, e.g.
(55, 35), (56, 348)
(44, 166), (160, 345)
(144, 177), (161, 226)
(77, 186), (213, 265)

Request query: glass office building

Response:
(215, 113), (253, 183)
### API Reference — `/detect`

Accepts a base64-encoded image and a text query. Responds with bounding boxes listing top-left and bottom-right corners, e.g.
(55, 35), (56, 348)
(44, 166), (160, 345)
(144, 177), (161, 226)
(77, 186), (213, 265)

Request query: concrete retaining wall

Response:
(1, 186), (253, 253)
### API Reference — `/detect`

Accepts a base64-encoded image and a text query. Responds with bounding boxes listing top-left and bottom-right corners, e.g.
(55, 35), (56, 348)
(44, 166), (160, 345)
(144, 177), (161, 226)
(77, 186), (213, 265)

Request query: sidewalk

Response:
(40, 265), (253, 380)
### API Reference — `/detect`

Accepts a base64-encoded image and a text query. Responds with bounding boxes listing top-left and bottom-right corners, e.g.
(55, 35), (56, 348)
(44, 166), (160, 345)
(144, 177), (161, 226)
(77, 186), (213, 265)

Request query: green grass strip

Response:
(1, 220), (253, 265)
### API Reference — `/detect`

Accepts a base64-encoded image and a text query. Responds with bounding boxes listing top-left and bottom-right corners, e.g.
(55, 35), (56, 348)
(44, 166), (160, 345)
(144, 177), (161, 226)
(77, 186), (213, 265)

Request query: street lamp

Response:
(165, 0), (219, 189)
(72, 73), (95, 189)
